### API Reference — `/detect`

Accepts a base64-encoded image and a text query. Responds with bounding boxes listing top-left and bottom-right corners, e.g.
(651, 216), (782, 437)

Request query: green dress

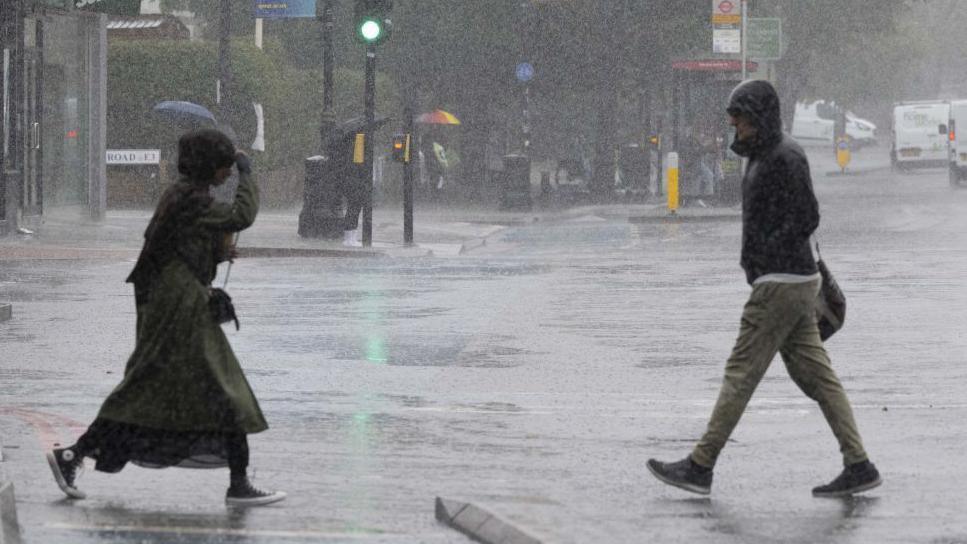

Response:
(80, 169), (267, 472)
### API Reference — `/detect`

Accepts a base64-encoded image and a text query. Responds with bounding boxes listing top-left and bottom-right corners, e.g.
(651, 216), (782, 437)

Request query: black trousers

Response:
(73, 419), (249, 480)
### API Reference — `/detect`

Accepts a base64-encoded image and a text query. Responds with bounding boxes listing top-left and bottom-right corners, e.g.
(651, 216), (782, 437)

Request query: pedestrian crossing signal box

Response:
(391, 133), (411, 164)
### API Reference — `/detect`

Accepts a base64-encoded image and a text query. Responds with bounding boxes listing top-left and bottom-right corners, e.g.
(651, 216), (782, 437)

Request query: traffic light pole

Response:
(319, 0), (336, 147)
(403, 105), (414, 245)
(362, 45), (377, 247)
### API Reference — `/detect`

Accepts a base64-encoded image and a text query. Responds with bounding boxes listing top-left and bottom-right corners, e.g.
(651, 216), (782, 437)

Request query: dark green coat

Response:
(96, 171), (267, 434)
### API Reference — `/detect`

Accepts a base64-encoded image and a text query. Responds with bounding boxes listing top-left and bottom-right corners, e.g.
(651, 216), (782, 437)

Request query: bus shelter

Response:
(668, 59), (758, 205)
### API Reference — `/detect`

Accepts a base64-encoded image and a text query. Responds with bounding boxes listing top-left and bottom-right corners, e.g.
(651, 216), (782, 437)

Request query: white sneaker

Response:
(225, 481), (287, 507)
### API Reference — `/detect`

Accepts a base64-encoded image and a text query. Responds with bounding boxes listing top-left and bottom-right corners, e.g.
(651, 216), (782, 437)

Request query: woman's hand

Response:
(234, 150), (252, 174)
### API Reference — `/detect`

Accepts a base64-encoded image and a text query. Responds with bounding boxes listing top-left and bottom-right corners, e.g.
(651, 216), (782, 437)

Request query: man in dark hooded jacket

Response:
(646, 80), (881, 498)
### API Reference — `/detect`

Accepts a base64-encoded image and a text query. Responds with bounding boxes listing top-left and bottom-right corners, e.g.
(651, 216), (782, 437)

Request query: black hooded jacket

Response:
(728, 80), (819, 285)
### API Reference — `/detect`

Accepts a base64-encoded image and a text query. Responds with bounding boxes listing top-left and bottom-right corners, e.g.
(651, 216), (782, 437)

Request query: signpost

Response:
(712, 0), (741, 54)
(516, 62), (534, 83)
(747, 17), (782, 60)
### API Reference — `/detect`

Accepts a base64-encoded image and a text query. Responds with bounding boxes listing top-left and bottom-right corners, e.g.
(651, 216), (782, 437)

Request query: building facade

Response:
(0, 0), (107, 235)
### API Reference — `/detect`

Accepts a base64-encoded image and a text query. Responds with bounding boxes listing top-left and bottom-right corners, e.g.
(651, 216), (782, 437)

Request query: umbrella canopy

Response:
(415, 109), (460, 125)
(323, 115), (392, 147)
(153, 101), (217, 126)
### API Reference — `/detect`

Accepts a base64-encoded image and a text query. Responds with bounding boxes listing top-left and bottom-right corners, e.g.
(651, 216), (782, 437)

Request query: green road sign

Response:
(748, 17), (782, 61)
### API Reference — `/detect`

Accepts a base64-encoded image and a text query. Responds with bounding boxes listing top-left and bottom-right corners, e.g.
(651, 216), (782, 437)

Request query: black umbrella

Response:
(153, 101), (217, 127)
(324, 115), (392, 148)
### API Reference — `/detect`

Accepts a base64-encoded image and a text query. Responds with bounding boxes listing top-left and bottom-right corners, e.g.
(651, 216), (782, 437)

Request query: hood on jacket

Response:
(727, 79), (783, 157)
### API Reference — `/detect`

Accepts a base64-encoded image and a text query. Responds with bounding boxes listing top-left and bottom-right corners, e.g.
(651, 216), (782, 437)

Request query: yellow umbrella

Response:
(415, 109), (461, 125)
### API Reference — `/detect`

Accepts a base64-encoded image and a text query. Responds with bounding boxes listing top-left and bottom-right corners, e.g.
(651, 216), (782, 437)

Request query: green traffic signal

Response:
(358, 18), (383, 42)
(354, 0), (392, 45)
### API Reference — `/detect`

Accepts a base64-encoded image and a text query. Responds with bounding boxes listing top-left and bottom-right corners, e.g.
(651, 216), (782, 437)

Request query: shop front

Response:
(0, 0), (107, 235)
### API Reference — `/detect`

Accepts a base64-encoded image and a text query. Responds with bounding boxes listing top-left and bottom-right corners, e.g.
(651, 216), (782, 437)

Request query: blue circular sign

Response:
(516, 62), (535, 83)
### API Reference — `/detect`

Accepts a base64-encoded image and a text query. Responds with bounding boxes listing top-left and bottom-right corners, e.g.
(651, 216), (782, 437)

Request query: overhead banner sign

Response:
(254, 0), (317, 19)
(712, 0), (741, 54)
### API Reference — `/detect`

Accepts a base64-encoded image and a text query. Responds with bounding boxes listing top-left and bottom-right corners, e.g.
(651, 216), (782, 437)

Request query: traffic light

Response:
(354, 0), (393, 45)
(391, 134), (411, 163)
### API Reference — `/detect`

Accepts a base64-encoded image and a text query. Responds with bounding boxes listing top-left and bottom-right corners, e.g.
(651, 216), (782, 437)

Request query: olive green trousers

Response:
(691, 280), (868, 468)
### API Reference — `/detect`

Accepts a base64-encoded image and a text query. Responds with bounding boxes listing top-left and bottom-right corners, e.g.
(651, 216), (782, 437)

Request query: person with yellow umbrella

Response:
(415, 109), (461, 195)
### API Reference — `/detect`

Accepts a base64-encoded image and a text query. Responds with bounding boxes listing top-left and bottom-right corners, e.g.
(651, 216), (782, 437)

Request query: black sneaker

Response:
(647, 457), (713, 495)
(812, 461), (882, 498)
(46, 448), (86, 499)
(225, 480), (287, 507)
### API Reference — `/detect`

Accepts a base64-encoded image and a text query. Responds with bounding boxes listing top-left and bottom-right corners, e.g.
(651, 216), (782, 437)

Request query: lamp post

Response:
(217, 0), (231, 125)
(319, 0), (336, 148)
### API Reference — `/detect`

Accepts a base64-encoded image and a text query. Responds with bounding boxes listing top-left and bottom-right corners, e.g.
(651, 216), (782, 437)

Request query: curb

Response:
(435, 497), (543, 544)
(629, 213), (740, 224)
(824, 165), (892, 177)
(0, 305), (10, 323)
(237, 247), (386, 259)
(0, 482), (21, 544)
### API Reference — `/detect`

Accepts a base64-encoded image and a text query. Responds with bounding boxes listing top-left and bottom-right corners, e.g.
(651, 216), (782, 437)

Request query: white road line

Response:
(46, 522), (426, 540)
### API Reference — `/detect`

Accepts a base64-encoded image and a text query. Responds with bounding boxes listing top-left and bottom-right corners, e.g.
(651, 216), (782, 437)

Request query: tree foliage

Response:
(154, 1), (941, 196)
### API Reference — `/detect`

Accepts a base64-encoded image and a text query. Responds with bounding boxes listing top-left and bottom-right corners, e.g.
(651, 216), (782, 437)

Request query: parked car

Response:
(891, 100), (950, 171)
(791, 101), (878, 148)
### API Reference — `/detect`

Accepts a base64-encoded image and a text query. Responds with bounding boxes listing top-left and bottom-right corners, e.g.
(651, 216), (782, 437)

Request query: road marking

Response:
(45, 522), (425, 540)
(0, 407), (86, 448)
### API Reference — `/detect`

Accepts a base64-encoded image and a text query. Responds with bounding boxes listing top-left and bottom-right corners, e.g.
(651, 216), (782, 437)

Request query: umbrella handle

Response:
(223, 232), (239, 288)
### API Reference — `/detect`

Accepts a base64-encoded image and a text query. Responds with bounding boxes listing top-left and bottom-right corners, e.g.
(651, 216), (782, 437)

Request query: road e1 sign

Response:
(254, 0), (317, 19)
(748, 17), (782, 60)
(106, 149), (160, 165)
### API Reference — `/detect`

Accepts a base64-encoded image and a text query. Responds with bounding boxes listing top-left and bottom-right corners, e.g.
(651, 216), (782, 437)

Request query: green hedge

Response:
(108, 38), (400, 202)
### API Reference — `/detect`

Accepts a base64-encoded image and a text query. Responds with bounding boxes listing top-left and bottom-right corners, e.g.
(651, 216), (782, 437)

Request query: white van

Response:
(947, 99), (967, 185)
(891, 101), (950, 170)
(791, 101), (877, 148)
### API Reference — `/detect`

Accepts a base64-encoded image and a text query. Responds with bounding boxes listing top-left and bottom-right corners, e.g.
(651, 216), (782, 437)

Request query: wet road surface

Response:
(2, 146), (967, 542)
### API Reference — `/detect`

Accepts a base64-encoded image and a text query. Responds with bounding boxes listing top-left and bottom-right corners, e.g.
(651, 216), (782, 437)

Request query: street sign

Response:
(748, 17), (782, 60)
(713, 29), (741, 54)
(712, 0), (741, 54)
(106, 149), (160, 165)
(254, 0), (317, 19)
(516, 62), (535, 83)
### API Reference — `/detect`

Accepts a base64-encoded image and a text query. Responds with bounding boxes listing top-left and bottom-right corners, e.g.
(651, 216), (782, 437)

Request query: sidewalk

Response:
(805, 142), (892, 176)
(0, 204), (518, 261)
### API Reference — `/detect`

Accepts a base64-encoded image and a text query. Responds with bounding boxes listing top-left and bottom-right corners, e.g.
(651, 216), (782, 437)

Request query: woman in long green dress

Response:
(46, 129), (285, 507)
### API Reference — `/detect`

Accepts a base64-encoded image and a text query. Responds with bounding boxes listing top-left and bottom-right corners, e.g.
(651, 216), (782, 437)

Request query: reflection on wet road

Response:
(3, 150), (967, 542)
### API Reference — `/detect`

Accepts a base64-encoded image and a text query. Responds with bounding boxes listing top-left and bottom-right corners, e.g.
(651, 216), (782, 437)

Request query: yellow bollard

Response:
(353, 133), (366, 165)
(835, 137), (851, 172)
(666, 151), (680, 213)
